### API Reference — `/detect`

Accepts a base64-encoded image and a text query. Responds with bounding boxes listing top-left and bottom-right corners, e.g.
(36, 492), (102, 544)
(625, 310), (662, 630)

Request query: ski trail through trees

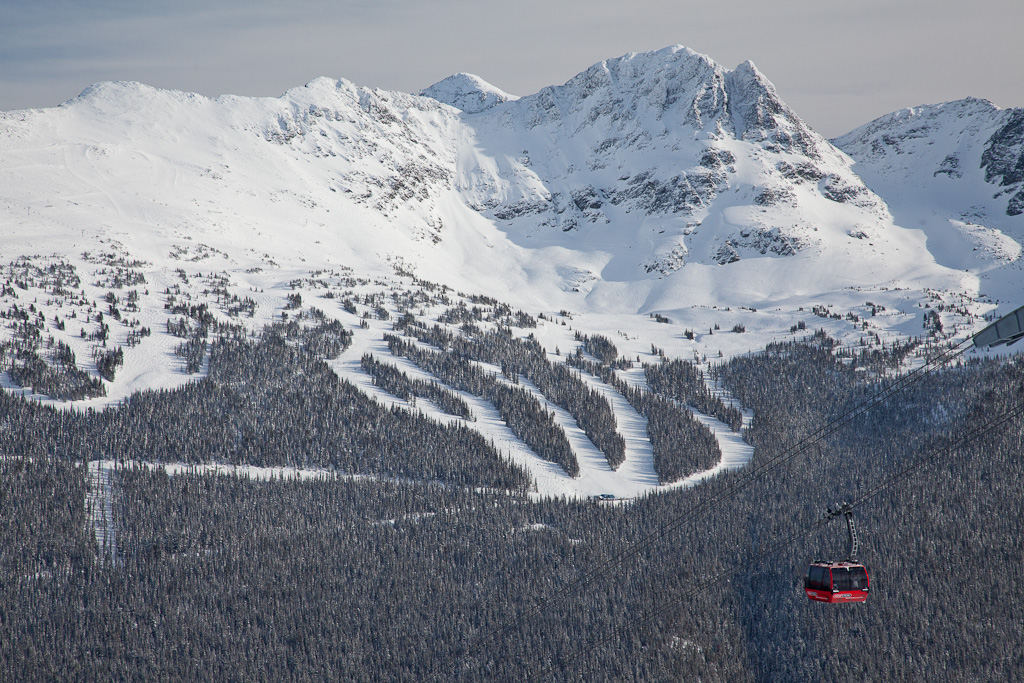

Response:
(615, 364), (754, 490)
(86, 460), (117, 565)
(331, 319), (566, 490)
(329, 316), (756, 499)
(71, 298), (755, 522)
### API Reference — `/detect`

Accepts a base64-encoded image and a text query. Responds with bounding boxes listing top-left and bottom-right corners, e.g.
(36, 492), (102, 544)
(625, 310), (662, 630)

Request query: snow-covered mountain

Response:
(6, 46), (1024, 682)
(834, 98), (1024, 310)
(420, 72), (519, 114)
(451, 48), (896, 282)
(3, 47), (991, 312)
(0, 45), (1020, 417)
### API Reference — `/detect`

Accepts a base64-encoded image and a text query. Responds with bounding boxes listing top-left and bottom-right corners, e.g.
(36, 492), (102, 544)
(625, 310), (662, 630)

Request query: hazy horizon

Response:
(2, 0), (1021, 138)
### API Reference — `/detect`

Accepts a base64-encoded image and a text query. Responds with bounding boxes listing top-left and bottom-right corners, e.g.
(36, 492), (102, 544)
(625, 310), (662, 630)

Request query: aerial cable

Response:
(524, 391), (1024, 683)
(423, 334), (979, 682)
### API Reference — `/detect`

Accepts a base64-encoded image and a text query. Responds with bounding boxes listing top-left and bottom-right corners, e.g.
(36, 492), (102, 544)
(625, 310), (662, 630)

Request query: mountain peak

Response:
(72, 80), (174, 105)
(61, 80), (212, 119)
(835, 96), (1024, 218)
(420, 73), (518, 113)
(606, 44), (720, 72)
(723, 58), (821, 156)
(833, 97), (1001, 145)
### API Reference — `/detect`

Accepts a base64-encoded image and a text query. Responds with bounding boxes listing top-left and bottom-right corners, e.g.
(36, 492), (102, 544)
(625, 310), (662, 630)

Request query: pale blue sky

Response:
(1, 0), (1021, 137)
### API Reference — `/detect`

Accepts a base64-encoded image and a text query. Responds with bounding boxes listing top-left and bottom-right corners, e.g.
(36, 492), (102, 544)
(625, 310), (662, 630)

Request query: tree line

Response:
(360, 353), (474, 419)
(394, 317), (626, 469)
(385, 332), (579, 477)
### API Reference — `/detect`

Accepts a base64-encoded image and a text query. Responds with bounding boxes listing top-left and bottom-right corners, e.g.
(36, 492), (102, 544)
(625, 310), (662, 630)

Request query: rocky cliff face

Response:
(981, 109), (1024, 216)
(429, 46), (893, 278)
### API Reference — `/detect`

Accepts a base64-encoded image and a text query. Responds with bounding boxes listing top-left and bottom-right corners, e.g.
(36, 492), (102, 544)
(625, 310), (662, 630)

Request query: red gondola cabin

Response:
(804, 561), (869, 603)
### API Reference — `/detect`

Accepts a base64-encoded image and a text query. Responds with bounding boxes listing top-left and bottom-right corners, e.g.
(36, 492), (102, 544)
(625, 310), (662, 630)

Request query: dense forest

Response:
(1, 336), (1022, 681)
(0, 328), (529, 491)
(646, 358), (744, 431)
(360, 353), (474, 419)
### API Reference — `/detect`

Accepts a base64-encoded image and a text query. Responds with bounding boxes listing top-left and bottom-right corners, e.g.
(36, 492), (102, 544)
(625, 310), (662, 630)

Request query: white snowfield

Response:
(1, 46), (1015, 338)
(834, 97), (1024, 313)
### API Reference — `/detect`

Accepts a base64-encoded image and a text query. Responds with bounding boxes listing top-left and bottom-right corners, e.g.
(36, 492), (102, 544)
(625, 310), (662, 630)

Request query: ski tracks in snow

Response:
(612, 364), (754, 493)
(330, 319), (755, 499)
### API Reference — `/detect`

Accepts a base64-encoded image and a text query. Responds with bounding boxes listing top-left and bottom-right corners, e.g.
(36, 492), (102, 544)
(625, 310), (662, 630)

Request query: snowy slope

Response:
(452, 48), (942, 295)
(0, 47), (982, 319)
(834, 99), (1024, 312)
